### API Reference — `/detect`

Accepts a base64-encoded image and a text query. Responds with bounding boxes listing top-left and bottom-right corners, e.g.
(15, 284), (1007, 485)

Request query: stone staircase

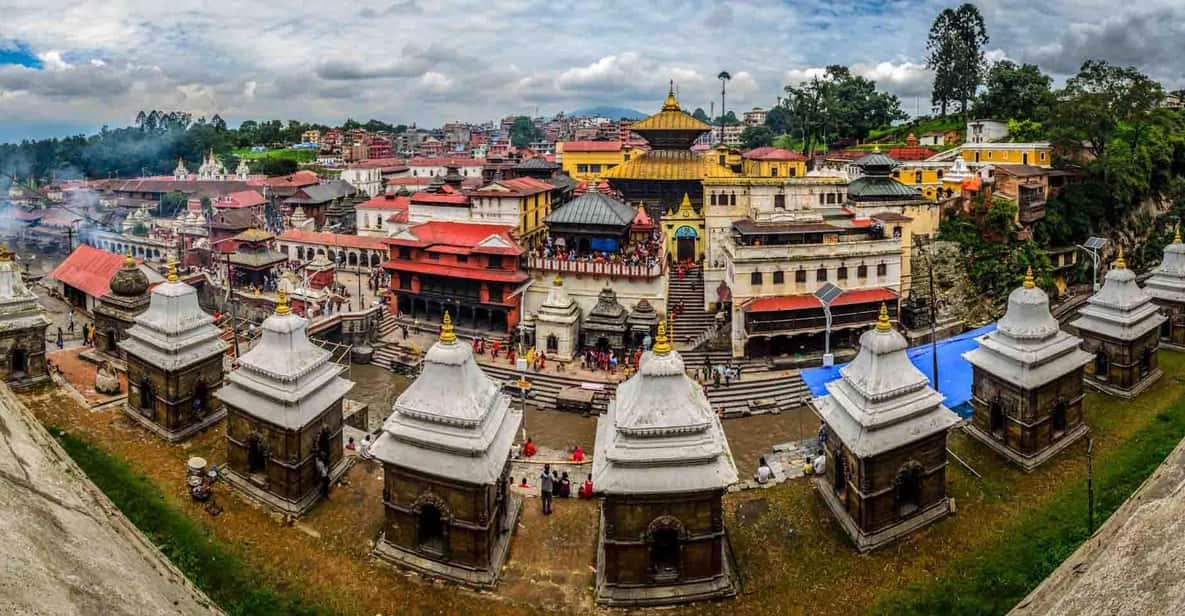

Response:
(668, 264), (718, 349)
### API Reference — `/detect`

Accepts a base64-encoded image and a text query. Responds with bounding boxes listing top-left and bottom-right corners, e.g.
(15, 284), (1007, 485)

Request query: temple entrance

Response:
(990, 401), (1005, 440)
(649, 527), (681, 582)
(139, 377), (155, 418)
(192, 382), (208, 418)
(546, 334), (558, 353)
(315, 427), (332, 463)
(1139, 347), (1153, 377)
(247, 435), (266, 474)
(9, 349), (27, 378)
(1051, 400), (1067, 439)
(833, 452), (847, 501)
(676, 238), (696, 262)
(1094, 352), (1109, 378)
(104, 329), (117, 353)
(1161, 317), (1171, 340)
(595, 336), (610, 352)
(894, 464), (922, 518)
(417, 505), (445, 555)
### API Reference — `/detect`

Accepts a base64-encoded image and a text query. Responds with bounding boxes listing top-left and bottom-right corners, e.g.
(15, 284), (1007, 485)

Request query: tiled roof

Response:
(48, 244), (132, 298)
(743, 147), (808, 161)
(473, 177), (553, 197)
(357, 194), (411, 211)
(217, 190), (267, 209)
(232, 228), (275, 243)
(888, 147), (938, 161)
(286, 179), (357, 204)
(406, 157), (484, 167)
(261, 170), (320, 187)
(278, 230), (388, 251)
(993, 164), (1048, 177)
(513, 157), (560, 170)
(603, 149), (735, 181)
(560, 141), (623, 152)
(732, 219), (840, 234)
(380, 259), (528, 284)
(387, 221), (523, 256)
(544, 192), (636, 228)
(746, 288), (897, 313)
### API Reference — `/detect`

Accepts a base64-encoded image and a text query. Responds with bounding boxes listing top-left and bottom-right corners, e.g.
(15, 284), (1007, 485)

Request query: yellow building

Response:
(958, 142), (1052, 167)
(556, 141), (645, 181)
(301, 130), (321, 145)
(891, 162), (949, 200)
(706, 144), (809, 178)
(468, 177), (554, 248)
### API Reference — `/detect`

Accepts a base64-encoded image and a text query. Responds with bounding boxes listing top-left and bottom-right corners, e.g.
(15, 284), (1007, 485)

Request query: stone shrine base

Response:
(222, 456), (353, 518)
(121, 404), (226, 443)
(814, 478), (951, 553)
(1084, 368), (1163, 400)
(594, 510), (739, 607)
(964, 423), (1089, 472)
(372, 493), (522, 590)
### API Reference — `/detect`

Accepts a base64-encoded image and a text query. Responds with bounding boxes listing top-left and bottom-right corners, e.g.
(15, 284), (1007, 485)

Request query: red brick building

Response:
(383, 222), (527, 333)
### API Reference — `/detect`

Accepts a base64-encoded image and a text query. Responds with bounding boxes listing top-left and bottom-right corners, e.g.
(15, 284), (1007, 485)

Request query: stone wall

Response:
(600, 491), (726, 587)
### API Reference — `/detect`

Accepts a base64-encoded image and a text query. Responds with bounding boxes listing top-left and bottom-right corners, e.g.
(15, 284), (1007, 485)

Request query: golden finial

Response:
(166, 257), (178, 282)
(440, 311), (457, 344)
(553, 273), (563, 286)
(1115, 245), (1126, 270)
(1023, 266), (1035, 289)
(275, 288), (290, 315)
(1174, 224), (1181, 244)
(124, 248), (134, 267)
(0, 243), (11, 262)
(679, 193), (693, 213)
(652, 315), (671, 355)
(662, 80), (680, 112)
(875, 303), (892, 332)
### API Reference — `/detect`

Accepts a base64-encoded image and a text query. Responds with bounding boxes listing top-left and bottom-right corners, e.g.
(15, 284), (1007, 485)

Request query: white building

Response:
(965, 119), (1009, 144)
(340, 166), (385, 197)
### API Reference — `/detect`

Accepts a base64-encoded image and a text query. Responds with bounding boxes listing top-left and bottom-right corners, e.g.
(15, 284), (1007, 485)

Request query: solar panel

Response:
(1083, 236), (1108, 250)
(814, 282), (844, 305)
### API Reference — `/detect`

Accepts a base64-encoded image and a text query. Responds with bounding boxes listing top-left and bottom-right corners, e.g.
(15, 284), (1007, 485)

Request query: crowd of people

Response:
(532, 232), (663, 269)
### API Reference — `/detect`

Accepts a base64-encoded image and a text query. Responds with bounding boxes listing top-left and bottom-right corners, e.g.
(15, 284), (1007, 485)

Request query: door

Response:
(677, 238), (696, 262)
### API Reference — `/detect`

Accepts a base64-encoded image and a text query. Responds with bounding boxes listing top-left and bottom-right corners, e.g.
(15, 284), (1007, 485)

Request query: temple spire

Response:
(124, 248), (135, 267)
(0, 244), (10, 262)
(652, 316), (671, 355)
(166, 257), (178, 282)
(1175, 224), (1181, 244)
(662, 80), (680, 111)
(275, 288), (290, 315)
(876, 303), (892, 332)
(1115, 245), (1126, 270)
(440, 311), (457, 344)
(1023, 266), (1035, 289)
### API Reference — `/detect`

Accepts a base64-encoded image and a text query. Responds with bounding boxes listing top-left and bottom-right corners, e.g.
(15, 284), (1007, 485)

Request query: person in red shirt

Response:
(571, 445), (584, 462)
(578, 475), (594, 499)
(522, 437), (537, 457)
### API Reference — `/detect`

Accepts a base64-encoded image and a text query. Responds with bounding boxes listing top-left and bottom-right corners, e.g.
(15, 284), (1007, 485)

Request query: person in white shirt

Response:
(359, 434), (372, 460)
(812, 451), (827, 476)
(755, 457), (774, 484)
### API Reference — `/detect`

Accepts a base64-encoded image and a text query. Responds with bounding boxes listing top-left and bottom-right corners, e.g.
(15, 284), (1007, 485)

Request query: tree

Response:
(1006, 119), (1045, 142)
(975, 61), (1054, 122)
(508, 116), (543, 148)
(764, 105), (792, 135)
(256, 157), (299, 177)
(1050, 60), (1165, 163)
(159, 190), (189, 217)
(782, 65), (906, 155)
(926, 3), (989, 116)
(692, 107), (710, 123)
(740, 126), (775, 150)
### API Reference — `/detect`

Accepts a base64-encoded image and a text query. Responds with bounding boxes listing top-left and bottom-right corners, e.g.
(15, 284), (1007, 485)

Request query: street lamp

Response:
(814, 282), (843, 367)
(1078, 236), (1108, 291)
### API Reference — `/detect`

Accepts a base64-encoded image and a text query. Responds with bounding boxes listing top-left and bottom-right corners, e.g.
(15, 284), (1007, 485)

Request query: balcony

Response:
(527, 255), (665, 279)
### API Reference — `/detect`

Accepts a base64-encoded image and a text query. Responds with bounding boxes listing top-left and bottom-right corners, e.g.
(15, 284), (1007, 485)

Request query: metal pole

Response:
(928, 241), (939, 387)
(823, 306), (832, 357)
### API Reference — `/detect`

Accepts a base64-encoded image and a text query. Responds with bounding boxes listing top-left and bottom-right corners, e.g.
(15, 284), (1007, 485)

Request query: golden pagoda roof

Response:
(604, 149), (737, 181)
(630, 87), (712, 134)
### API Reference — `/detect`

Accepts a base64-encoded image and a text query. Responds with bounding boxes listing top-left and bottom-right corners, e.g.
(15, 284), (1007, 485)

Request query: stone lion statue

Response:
(95, 359), (121, 395)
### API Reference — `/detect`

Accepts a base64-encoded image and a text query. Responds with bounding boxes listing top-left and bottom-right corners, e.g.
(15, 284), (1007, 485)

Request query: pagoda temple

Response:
(592, 318), (738, 606)
(605, 85), (731, 227)
(581, 286), (628, 353)
(963, 269), (1094, 470)
(627, 298), (659, 348)
(814, 305), (960, 551)
(1143, 227), (1185, 350)
(120, 260), (228, 442)
(0, 245), (52, 389)
(93, 250), (151, 360)
(217, 290), (354, 516)
(534, 274), (581, 361)
(1070, 247), (1165, 398)
(370, 312), (522, 588)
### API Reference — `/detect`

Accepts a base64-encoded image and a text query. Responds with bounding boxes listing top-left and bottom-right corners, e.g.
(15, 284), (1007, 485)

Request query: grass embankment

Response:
(873, 377), (1185, 615)
(233, 147), (317, 163)
(49, 428), (332, 616)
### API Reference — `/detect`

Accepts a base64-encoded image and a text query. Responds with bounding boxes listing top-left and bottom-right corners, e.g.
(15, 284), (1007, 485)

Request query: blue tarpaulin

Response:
(800, 323), (996, 419)
(590, 238), (619, 252)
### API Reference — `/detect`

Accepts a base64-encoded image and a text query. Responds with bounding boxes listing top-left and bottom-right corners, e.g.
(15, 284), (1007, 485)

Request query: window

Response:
(789, 167), (797, 177)
(987, 151), (993, 159)
(857, 264), (868, 278)
(487, 255), (503, 269)
(774, 194), (786, 209)
(818, 193), (825, 205)
(816, 268), (827, 282)
(729, 192), (736, 206)
(876, 263), (887, 276)
(937, 169), (944, 179)
(577, 164), (589, 173)
(893, 226), (902, 239)
(718, 155), (726, 166)
(710, 193), (717, 206)
(773, 271), (785, 284)
(590, 164), (602, 173)
(914, 171), (923, 184)
(624, 153), (631, 161)
(428, 252), (440, 260)
(795, 269), (807, 283)
(398, 246), (410, 259)
(826, 193), (835, 204)
(1040, 152), (1047, 161)
(837, 266), (848, 280)
(398, 273), (412, 290)
(456, 255), (468, 263)
(750, 271), (763, 285)
(771, 167), (778, 177)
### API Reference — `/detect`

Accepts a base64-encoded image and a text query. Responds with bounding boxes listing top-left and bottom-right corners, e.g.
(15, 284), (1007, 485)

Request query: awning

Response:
(745, 288), (897, 314)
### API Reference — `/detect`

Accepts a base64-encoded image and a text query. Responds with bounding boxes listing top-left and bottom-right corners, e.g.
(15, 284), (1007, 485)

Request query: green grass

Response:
(871, 383), (1185, 615)
(50, 428), (333, 616)
(869, 115), (965, 142)
(233, 147), (317, 163)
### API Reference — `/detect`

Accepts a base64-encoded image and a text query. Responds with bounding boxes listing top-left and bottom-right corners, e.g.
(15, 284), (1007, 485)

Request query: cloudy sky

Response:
(1, 0), (1182, 142)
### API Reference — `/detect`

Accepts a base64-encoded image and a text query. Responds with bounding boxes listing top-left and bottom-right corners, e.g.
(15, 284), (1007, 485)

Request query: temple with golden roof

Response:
(605, 85), (735, 262)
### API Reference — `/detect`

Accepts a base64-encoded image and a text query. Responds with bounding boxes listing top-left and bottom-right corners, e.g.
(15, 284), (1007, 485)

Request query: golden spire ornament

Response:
(166, 257), (178, 282)
(0, 243), (11, 262)
(1023, 266), (1035, 289)
(440, 311), (457, 344)
(1115, 245), (1126, 270)
(1175, 224), (1181, 244)
(275, 288), (290, 315)
(124, 248), (135, 267)
(652, 316), (671, 355)
(876, 303), (892, 332)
